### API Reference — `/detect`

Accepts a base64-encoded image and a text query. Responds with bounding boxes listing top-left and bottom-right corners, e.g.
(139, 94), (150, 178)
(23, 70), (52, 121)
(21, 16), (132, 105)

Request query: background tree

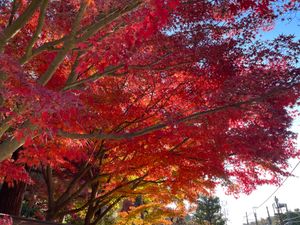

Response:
(193, 196), (226, 225)
(279, 209), (300, 225)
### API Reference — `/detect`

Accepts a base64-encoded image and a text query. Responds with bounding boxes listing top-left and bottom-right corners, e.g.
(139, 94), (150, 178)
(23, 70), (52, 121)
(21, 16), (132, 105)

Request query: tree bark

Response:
(0, 181), (27, 216)
(0, 149), (27, 216)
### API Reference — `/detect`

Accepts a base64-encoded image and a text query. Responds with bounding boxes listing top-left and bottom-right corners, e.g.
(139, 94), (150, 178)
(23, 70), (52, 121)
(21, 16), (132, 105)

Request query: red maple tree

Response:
(0, 0), (299, 223)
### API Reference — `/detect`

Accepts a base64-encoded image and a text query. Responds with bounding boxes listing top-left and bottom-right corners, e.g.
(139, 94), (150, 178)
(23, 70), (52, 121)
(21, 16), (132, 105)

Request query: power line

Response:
(243, 160), (300, 225)
(256, 160), (300, 209)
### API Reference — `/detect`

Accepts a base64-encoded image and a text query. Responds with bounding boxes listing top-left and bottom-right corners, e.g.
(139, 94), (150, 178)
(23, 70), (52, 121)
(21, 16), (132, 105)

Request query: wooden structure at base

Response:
(1, 214), (66, 225)
(13, 217), (63, 225)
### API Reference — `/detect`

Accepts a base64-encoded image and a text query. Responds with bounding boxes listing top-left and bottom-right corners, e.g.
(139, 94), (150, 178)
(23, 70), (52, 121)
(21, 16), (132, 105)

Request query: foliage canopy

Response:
(0, 0), (299, 223)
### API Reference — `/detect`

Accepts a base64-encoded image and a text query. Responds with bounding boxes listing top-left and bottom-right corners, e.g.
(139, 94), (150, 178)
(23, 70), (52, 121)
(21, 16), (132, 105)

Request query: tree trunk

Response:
(0, 148), (27, 216)
(0, 181), (27, 215)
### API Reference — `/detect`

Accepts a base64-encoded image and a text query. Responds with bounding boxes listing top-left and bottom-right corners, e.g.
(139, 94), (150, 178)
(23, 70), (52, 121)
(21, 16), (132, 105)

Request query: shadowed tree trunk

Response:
(0, 181), (27, 215)
(0, 149), (27, 216)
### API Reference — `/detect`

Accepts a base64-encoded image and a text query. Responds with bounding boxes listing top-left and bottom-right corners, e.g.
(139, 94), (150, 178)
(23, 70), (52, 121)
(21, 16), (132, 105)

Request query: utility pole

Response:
(253, 207), (259, 225)
(274, 196), (284, 225)
(266, 206), (272, 225)
(254, 212), (259, 225)
(246, 212), (249, 225)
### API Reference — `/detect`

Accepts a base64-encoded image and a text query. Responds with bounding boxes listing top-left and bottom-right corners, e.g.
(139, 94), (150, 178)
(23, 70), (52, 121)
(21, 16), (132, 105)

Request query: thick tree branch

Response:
(37, 0), (142, 86)
(19, 0), (49, 64)
(0, 0), (42, 52)
(64, 52), (84, 86)
(0, 82), (297, 163)
(44, 166), (55, 210)
(56, 198), (110, 218)
(7, 0), (21, 27)
(26, 20), (125, 64)
(84, 181), (99, 225)
(91, 196), (123, 225)
(77, 0), (142, 43)
(55, 176), (143, 217)
(27, 37), (67, 63)
(49, 141), (105, 212)
(0, 115), (13, 138)
(0, 121), (36, 162)
(37, 0), (88, 86)
(55, 173), (109, 211)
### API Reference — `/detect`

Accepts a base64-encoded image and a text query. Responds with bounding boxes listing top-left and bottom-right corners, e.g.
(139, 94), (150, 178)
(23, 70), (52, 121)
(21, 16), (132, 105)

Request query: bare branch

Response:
(169, 138), (190, 153)
(62, 64), (124, 90)
(58, 84), (299, 141)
